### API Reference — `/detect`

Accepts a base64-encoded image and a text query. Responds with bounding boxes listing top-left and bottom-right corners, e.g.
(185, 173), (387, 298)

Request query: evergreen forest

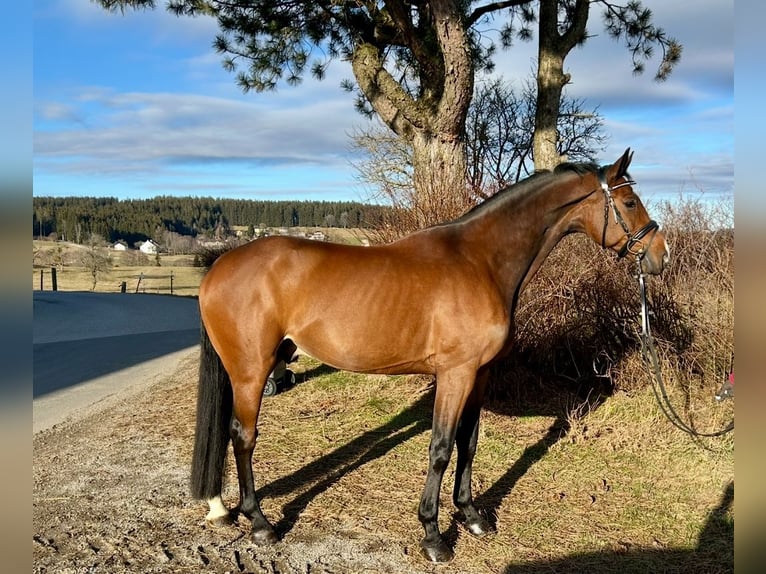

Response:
(33, 196), (389, 246)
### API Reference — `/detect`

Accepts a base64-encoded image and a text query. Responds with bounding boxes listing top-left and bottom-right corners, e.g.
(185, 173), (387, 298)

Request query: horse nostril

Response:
(662, 244), (671, 266)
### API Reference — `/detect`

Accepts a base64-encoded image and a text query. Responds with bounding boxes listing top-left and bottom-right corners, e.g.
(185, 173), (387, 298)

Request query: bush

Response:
(488, 195), (734, 404)
(193, 243), (236, 269)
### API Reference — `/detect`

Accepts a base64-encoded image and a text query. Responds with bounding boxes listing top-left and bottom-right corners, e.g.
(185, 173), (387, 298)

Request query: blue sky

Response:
(33, 0), (733, 205)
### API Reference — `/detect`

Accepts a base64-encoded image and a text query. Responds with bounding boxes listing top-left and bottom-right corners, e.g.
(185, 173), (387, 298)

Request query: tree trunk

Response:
(350, 0), (474, 228)
(411, 131), (470, 228)
(533, 0), (589, 172)
(533, 49), (567, 171)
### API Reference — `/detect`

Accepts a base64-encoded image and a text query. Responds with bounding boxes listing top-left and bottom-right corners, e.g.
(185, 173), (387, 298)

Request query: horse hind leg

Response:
(230, 407), (278, 544)
(205, 495), (234, 527)
(228, 355), (281, 545)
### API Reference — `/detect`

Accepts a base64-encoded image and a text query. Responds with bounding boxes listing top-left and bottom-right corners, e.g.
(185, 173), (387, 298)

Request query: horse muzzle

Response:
(638, 231), (670, 276)
(616, 220), (669, 275)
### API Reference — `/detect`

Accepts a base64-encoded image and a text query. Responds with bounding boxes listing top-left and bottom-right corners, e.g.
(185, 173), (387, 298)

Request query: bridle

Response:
(597, 167), (659, 259)
(596, 167), (733, 438)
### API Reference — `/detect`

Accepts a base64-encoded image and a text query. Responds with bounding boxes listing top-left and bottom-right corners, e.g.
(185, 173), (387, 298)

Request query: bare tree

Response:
(80, 233), (113, 291)
(353, 75), (606, 238)
(350, 121), (471, 240)
(466, 76), (606, 195)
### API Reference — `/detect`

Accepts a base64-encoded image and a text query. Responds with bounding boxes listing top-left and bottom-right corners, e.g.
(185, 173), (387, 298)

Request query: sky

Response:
(32, 0), (734, 205)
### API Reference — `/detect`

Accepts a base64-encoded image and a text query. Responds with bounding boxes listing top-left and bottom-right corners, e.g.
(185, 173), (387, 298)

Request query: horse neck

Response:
(459, 173), (596, 305)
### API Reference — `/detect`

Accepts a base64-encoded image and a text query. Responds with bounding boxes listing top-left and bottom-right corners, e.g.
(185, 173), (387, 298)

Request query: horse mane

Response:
(454, 160), (601, 224)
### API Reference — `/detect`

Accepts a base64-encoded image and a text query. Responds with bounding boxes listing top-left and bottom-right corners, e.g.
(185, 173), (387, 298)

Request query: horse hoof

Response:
(419, 538), (454, 563)
(250, 526), (279, 546)
(463, 516), (495, 538)
(206, 513), (236, 528)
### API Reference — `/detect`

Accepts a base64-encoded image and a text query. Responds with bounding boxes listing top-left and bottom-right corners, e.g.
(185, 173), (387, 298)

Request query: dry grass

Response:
(200, 353), (732, 573)
(493, 196), (734, 432)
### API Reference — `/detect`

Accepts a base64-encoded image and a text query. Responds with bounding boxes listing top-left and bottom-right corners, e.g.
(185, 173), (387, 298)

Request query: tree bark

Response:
(533, 45), (567, 171)
(411, 131), (470, 227)
(533, 0), (589, 172)
(351, 1), (474, 224)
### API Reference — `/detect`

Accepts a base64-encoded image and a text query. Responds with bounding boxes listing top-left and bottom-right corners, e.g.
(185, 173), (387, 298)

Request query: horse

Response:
(190, 148), (670, 563)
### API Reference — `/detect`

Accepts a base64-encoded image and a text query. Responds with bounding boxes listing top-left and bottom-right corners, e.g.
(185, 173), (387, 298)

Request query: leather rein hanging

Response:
(598, 169), (733, 438)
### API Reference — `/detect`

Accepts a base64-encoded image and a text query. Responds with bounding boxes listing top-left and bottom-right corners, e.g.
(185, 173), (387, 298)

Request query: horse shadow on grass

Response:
(256, 381), (433, 536)
(252, 366), (732, 574)
(255, 351), (615, 543)
(439, 360), (612, 551)
(502, 480), (734, 574)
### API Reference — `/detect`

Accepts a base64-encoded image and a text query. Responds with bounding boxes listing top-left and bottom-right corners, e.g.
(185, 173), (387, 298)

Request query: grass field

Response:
(237, 354), (733, 573)
(33, 240), (206, 296)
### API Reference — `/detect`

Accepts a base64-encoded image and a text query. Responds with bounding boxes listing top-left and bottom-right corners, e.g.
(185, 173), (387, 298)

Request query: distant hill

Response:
(33, 196), (390, 245)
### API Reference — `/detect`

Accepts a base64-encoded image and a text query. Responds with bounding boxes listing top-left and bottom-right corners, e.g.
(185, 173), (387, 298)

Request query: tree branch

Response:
(559, 0), (589, 53)
(351, 42), (428, 137)
(467, 0), (533, 27)
(430, 0), (474, 135)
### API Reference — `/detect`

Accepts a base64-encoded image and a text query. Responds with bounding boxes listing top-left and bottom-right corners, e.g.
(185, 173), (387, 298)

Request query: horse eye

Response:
(624, 199), (637, 209)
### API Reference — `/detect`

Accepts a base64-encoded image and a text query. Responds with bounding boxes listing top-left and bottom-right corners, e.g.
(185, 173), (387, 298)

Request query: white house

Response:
(113, 241), (128, 251)
(309, 230), (326, 241)
(139, 239), (159, 255)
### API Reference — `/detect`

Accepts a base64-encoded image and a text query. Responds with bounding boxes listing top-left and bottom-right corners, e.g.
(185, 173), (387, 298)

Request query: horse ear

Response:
(609, 148), (633, 180)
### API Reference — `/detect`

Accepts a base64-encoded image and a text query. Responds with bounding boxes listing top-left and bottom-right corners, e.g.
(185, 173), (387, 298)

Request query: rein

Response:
(597, 168), (733, 437)
(634, 256), (734, 437)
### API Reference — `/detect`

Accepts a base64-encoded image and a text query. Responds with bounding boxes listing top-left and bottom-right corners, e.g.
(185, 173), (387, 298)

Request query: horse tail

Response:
(190, 319), (232, 500)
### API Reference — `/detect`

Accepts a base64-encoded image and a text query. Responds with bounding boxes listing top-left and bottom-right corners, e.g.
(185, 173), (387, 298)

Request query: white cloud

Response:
(51, 0), (219, 40)
(35, 88), (365, 169)
(36, 101), (83, 124)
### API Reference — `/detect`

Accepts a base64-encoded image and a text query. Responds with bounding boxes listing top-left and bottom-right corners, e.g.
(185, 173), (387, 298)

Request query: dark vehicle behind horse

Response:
(191, 149), (670, 562)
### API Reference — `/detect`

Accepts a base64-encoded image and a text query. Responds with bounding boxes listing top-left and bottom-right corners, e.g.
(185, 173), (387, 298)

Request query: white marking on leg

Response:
(206, 495), (229, 523)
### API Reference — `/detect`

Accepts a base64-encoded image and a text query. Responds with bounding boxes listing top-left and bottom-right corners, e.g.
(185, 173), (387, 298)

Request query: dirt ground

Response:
(33, 353), (436, 574)
(33, 347), (734, 574)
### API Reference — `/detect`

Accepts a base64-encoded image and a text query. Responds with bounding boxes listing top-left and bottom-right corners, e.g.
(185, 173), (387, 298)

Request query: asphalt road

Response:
(33, 291), (200, 433)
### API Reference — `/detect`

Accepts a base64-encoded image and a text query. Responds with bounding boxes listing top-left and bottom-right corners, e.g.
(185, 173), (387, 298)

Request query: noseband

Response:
(598, 168), (659, 259)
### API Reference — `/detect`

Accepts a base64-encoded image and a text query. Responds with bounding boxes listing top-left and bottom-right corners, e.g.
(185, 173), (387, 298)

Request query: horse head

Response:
(587, 149), (670, 275)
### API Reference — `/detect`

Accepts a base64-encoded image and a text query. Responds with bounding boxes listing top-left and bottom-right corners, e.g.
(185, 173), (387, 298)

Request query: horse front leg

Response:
(453, 368), (494, 537)
(419, 421), (456, 562)
(230, 380), (279, 545)
(418, 366), (475, 563)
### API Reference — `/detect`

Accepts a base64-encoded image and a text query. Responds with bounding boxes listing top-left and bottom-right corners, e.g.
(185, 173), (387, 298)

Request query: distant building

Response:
(309, 230), (326, 241)
(113, 240), (128, 251)
(138, 239), (159, 255)
(197, 240), (227, 250)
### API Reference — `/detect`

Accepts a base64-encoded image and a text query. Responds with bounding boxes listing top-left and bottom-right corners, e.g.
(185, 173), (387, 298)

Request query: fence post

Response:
(170, 270), (174, 295)
(40, 269), (44, 291)
(51, 267), (58, 291)
(120, 281), (127, 293)
(135, 272), (143, 293)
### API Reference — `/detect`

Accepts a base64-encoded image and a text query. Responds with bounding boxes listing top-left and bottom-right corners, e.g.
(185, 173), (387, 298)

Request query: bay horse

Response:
(190, 149), (669, 563)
